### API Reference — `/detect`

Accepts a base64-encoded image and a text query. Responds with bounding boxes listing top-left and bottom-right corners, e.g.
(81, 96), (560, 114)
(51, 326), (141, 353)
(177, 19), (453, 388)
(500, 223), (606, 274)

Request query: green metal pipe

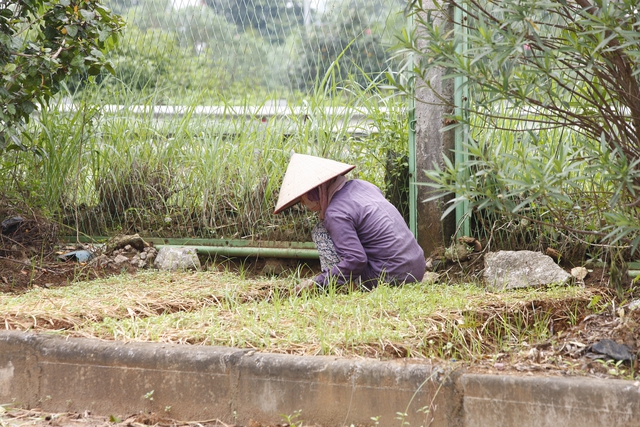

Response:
(156, 244), (318, 259)
(62, 236), (319, 259)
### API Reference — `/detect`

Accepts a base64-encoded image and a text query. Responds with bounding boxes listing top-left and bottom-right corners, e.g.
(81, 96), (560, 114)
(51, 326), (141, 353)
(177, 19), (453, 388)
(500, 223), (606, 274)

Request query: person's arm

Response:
(313, 211), (367, 287)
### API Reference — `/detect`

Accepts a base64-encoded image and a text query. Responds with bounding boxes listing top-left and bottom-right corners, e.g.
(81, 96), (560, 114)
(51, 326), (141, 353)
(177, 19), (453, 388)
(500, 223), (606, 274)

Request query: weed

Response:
(281, 409), (304, 427)
(395, 411), (409, 427)
(587, 295), (607, 314)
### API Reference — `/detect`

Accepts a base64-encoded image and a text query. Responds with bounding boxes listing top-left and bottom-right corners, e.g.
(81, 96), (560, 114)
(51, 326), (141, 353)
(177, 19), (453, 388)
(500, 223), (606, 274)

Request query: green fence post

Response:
(454, 4), (470, 238)
(409, 87), (417, 237)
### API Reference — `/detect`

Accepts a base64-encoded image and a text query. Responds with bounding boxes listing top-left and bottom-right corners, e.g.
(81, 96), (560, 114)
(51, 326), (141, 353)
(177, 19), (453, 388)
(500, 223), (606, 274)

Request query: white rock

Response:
(153, 247), (201, 271)
(484, 250), (571, 290)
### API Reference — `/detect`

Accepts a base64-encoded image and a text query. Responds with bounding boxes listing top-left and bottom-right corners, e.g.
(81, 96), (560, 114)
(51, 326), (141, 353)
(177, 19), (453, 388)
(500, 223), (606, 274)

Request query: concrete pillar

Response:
(413, 3), (457, 257)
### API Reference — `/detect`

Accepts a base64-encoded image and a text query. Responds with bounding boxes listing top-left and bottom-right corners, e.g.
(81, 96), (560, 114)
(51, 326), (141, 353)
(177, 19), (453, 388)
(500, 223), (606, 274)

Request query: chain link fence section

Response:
(95, 0), (407, 103)
(51, 0), (410, 244)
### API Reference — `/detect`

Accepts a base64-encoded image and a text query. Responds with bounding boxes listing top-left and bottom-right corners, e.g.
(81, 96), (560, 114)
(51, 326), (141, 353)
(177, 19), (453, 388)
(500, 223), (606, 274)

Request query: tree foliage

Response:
(0, 0), (124, 154)
(203, 0), (306, 44)
(289, 0), (391, 92)
(397, 0), (640, 253)
(94, 0), (401, 98)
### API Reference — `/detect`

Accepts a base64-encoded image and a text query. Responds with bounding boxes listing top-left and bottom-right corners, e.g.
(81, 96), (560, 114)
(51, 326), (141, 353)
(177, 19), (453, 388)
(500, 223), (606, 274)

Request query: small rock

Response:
(421, 272), (440, 284)
(484, 250), (571, 290)
(445, 243), (472, 262)
(587, 339), (634, 362)
(153, 247), (201, 271)
(144, 248), (157, 265)
(425, 258), (433, 270)
(16, 253), (31, 265)
(528, 347), (541, 363)
(571, 266), (588, 281)
(113, 254), (129, 265)
(425, 257), (442, 272)
(89, 254), (110, 267)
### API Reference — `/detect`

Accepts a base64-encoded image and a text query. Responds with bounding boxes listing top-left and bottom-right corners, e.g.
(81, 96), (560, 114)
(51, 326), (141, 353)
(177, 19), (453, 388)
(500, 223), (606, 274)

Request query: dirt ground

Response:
(1, 209), (639, 427)
(0, 408), (318, 427)
(0, 212), (301, 294)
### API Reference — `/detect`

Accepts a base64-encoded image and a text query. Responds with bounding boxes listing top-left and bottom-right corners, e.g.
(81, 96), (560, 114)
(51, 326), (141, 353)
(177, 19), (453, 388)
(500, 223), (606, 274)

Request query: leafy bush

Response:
(397, 0), (640, 255)
(0, 0), (123, 154)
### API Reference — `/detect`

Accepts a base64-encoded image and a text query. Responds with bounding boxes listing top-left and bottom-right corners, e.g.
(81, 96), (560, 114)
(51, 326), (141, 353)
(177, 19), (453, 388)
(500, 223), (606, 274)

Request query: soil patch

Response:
(0, 408), (324, 427)
(0, 201), (141, 293)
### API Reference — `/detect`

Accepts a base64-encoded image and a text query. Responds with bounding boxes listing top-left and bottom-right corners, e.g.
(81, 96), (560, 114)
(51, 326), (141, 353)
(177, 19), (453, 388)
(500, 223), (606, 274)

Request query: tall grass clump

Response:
(5, 62), (410, 243)
(2, 100), (99, 215)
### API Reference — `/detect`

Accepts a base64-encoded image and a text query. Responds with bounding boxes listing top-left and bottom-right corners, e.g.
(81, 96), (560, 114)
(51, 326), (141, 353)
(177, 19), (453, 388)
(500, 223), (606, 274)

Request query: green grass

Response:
(0, 270), (599, 361)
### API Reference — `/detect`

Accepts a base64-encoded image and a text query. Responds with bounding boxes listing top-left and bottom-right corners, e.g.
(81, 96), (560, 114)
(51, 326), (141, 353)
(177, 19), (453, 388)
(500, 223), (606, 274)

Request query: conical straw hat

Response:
(274, 153), (355, 214)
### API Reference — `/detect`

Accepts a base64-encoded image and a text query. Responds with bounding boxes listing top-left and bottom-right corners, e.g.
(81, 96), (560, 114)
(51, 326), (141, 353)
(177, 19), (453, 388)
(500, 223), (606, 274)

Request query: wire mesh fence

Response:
(13, 0), (412, 245)
(46, 97), (410, 243)
(94, 0), (407, 102)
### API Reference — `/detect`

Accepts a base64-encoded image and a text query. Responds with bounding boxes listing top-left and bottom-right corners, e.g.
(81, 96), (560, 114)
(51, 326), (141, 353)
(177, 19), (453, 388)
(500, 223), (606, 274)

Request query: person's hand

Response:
(294, 278), (315, 295)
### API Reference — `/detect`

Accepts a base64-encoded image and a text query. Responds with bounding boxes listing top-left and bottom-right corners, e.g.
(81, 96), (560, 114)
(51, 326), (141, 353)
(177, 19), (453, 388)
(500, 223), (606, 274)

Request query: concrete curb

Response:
(1, 331), (638, 426)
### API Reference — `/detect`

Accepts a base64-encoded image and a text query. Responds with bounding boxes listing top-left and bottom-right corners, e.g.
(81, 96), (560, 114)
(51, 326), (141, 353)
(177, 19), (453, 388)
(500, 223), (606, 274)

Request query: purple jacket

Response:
(314, 179), (426, 288)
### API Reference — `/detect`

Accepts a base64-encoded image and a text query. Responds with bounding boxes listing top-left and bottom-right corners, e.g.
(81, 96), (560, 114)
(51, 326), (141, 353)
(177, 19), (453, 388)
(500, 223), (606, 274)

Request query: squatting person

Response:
(273, 153), (426, 292)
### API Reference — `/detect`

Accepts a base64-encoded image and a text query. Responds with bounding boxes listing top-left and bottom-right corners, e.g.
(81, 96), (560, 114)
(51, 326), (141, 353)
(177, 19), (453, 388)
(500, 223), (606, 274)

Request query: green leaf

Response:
(90, 49), (104, 60)
(3, 63), (16, 74)
(65, 25), (78, 37)
(70, 54), (84, 68)
(20, 101), (36, 115)
(79, 9), (96, 21)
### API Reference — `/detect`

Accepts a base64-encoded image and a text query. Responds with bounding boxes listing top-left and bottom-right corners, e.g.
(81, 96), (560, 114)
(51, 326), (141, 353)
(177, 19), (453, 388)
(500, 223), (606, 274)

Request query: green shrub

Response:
(397, 0), (640, 256)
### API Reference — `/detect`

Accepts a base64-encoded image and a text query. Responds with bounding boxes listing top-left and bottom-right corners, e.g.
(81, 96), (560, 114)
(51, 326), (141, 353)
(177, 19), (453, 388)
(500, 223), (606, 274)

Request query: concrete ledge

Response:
(462, 373), (640, 427)
(1, 331), (639, 426)
(0, 331), (459, 426)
